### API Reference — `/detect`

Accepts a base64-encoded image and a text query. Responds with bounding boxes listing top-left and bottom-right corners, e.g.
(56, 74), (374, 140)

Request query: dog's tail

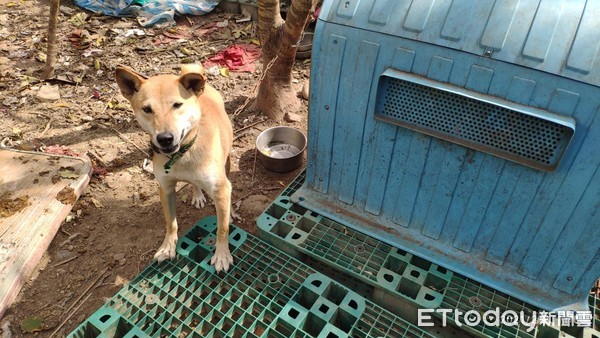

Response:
(180, 64), (205, 76)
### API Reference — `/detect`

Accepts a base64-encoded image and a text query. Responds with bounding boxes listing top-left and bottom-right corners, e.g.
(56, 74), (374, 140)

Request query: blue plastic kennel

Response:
(293, 0), (600, 310)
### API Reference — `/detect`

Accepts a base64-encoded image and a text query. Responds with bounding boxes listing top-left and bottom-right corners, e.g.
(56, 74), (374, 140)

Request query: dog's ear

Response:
(180, 64), (205, 76)
(179, 72), (206, 96)
(115, 66), (147, 100)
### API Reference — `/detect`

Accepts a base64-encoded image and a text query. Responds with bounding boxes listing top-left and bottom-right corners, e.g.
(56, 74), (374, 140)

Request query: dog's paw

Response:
(154, 236), (178, 262)
(191, 187), (206, 209)
(210, 246), (234, 273)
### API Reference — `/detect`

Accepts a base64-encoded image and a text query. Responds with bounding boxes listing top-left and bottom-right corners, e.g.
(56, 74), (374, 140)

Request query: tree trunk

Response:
(256, 0), (316, 121)
(42, 0), (60, 79)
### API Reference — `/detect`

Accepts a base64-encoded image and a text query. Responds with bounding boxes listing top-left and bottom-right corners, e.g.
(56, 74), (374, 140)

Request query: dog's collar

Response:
(151, 134), (198, 174)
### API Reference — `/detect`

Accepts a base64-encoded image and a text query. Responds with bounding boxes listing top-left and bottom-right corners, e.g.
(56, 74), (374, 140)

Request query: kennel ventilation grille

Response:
(375, 71), (575, 171)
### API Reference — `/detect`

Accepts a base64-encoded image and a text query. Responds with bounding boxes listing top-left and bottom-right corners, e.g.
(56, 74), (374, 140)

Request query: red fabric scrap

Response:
(203, 44), (261, 72)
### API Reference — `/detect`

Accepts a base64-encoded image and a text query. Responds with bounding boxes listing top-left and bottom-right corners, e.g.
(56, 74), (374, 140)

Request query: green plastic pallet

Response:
(257, 172), (600, 338)
(257, 173), (452, 313)
(68, 217), (434, 338)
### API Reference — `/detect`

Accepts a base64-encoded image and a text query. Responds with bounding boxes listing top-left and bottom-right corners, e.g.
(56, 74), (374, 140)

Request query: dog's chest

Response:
(153, 154), (218, 186)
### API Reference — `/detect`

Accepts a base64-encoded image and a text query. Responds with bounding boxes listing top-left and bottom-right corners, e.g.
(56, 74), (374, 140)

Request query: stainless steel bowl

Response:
(296, 32), (314, 60)
(256, 126), (307, 173)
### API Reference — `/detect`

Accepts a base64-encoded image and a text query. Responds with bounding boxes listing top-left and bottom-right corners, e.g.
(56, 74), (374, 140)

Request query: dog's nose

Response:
(156, 132), (175, 147)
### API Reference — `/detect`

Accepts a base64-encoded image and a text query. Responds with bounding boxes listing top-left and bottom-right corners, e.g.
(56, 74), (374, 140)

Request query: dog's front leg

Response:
(155, 181), (178, 262)
(210, 178), (234, 272)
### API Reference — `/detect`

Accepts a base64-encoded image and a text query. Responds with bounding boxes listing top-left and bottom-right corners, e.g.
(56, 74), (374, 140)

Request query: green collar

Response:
(160, 134), (197, 174)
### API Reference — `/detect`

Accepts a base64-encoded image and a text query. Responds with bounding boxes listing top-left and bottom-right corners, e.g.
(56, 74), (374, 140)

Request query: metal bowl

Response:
(297, 32), (313, 52)
(256, 126), (306, 173)
(296, 32), (313, 60)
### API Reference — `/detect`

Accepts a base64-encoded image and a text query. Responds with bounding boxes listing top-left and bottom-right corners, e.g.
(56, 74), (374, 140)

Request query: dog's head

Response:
(115, 65), (207, 155)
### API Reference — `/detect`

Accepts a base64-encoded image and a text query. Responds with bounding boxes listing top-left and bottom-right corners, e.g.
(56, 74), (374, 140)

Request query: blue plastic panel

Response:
(295, 6), (600, 310)
(319, 0), (600, 87)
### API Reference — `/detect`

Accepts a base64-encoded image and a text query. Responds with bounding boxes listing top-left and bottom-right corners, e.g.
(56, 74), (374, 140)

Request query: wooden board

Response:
(0, 149), (92, 319)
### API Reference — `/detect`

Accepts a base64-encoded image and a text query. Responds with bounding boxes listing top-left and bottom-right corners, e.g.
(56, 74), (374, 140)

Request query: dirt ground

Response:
(0, 0), (310, 336)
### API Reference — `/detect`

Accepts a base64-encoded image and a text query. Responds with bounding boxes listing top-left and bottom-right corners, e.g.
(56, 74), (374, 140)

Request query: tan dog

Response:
(115, 64), (234, 272)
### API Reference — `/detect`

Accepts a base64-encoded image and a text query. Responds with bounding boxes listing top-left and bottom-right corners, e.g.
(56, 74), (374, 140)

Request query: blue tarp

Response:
(74, 0), (219, 27)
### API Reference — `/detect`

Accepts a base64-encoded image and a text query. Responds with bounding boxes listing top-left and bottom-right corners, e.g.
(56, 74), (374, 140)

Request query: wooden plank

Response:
(0, 149), (92, 318)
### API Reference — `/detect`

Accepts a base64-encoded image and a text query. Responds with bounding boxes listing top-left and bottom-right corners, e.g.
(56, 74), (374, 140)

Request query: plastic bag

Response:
(74, 0), (219, 27)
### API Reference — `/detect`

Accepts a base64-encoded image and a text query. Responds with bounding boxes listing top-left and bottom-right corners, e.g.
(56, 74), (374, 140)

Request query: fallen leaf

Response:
(59, 170), (78, 179)
(12, 127), (21, 135)
(20, 317), (45, 333)
(115, 275), (130, 286)
(68, 12), (89, 26)
(180, 47), (193, 56)
(162, 31), (189, 40)
(91, 197), (103, 208)
(220, 68), (230, 77)
(35, 51), (46, 63)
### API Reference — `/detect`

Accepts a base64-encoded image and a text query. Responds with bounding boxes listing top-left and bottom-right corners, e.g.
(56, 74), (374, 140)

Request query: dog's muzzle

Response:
(154, 130), (186, 155)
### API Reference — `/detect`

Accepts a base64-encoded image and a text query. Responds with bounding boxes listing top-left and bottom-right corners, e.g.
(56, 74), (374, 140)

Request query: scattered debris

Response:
(284, 112), (302, 123)
(36, 86), (61, 101)
(19, 317), (45, 334)
(301, 80), (310, 100)
(114, 275), (129, 286)
(90, 197), (103, 208)
(0, 193), (30, 218)
(43, 145), (81, 157)
(132, 192), (140, 205)
(51, 255), (79, 267)
(56, 186), (76, 205)
(142, 159), (154, 174)
(215, 19), (229, 28)
(1, 321), (12, 338)
(2, 97), (18, 107)
(59, 5), (76, 15)
(124, 29), (145, 37)
(205, 66), (221, 76)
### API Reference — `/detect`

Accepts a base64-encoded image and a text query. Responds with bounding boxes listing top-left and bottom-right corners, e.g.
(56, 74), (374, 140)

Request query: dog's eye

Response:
(142, 106), (152, 114)
(173, 102), (183, 109)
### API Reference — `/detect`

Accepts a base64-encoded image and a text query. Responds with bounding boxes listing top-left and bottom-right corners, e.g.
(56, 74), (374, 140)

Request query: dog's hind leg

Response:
(191, 184), (207, 209)
(154, 181), (178, 262)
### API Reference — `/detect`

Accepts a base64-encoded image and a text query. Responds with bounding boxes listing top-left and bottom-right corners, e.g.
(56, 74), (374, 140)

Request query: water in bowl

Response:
(262, 142), (301, 159)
